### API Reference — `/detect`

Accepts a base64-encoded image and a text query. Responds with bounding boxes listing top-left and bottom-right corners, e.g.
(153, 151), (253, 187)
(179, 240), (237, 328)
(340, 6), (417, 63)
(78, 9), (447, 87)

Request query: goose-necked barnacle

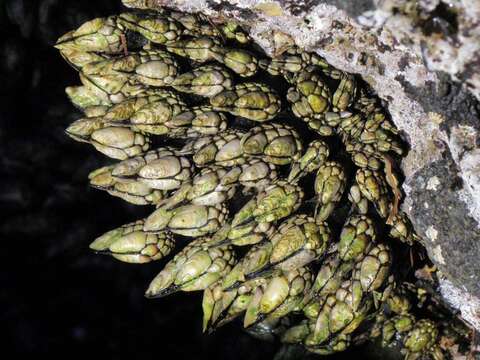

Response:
(59, 3), (468, 358)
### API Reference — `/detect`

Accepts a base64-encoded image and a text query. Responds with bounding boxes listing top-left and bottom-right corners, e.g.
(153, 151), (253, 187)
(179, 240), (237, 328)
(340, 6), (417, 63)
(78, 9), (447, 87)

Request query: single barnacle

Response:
(132, 49), (180, 86)
(121, 0), (158, 10)
(389, 212), (417, 245)
(231, 181), (304, 227)
(353, 243), (391, 293)
(359, 111), (403, 156)
(55, 16), (125, 54)
(58, 48), (108, 71)
(348, 184), (369, 215)
(172, 65), (234, 97)
(224, 158), (278, 190)
(80, 49), (179, 100)
(166, 36), (222, 62)
(281, 320), (311, 344)
(111, 147), (193, 190)
(181, 130), (246, 167)
(307, 334), (351, 355)
(295, 293), (371, 349)
(89, 126), (151, 159)
(307, 255), (354, 303)
(262, 215), (331, 272)
(117, 12), (182, 44)
(145, 237), (236, 297)
(89, 220), (174, 263)
(300, 52), (330, 69)
(224, 221), (276, 247)
(381, 314), (415, 346)
(314, 161), (346, 222)
(210, 83), (281, 122)
(337, 112), (366, 141)
(221, 242), (274, 290)
(243, 267), (314, 327)
(403, 320), (443, 360)
(259, 47), (306, 79)
(218, 48), (259, 77)
(187, 107), (228, 136)
(65, 85), (112, 109)
(225, 215), (330, 285)
(89, 165), (165, 205)
(241, 123), (303, 165)
(124, 95), (189, 136)
(221, 22), (250, 44)
(160, 166), (237, 208)
(386, 289), (412, 315)
(202, 281), (258, 332)
(338, 215), (376, 262)
(330, 71), (357, 111)
(253, 181), (305, 223)
(286, 69), (333, 135)
(355, 168), (391, 219)
(333, 279), (372, 331)
(65, 115), (108, 143)
(172, 106), (228, 137)
(345, 142), (383, 170)
(167, 11), (221, 38)
(99, 92), (184, 123)
(288, 139), (330, 183)
(144, 203), (229, 236)
(78, 72), (142, 105)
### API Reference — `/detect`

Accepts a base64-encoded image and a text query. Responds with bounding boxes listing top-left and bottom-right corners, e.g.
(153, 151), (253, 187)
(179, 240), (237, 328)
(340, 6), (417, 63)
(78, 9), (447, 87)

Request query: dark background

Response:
(0, 1), (377, 358)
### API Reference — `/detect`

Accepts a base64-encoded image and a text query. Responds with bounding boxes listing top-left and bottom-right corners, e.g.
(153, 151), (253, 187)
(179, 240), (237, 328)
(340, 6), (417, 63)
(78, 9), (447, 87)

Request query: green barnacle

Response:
(117, 12), (183, 44)
(338, 215), (376, 261)
(166, 36), (222, 62)
(144, 202), (229, 237)
(58, 5), (461, 359)
(172, 65), (234, 97)
(55, 16), (125, 55)
(259, 47), (306, 79)
(314, 161), (346, 222)
(240, 123), (303, 165)
(243, 267), (313, 327)
(89, 165), (165, 205)
(210, 83), (281, 122)
(270, 215), (330, 269)
(355, 168), (391, 219)
(181, 130), (246, 167)
(287, 139), (329, 183)
(111, 147), (193, 190)
(145, 237), (236, 298)
(90, 220), (174, 263)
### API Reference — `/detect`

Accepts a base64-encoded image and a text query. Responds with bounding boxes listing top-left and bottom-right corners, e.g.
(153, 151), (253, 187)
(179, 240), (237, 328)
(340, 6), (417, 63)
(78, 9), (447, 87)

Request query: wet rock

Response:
(147, 0), (480, 330)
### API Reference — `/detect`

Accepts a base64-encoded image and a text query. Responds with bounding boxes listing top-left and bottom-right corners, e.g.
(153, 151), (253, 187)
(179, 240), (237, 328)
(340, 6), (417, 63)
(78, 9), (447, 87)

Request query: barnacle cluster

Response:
(57, 1), (461, 358)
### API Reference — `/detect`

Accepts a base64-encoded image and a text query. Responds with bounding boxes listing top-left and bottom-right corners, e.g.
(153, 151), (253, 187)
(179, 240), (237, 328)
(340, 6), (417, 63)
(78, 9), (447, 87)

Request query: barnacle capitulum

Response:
(59, 4), (461, 358)
(90, 220), (174, 263)
(172, 65), (234, 97)
(210, 83), (281, 122)
(89, 165), (165, 205)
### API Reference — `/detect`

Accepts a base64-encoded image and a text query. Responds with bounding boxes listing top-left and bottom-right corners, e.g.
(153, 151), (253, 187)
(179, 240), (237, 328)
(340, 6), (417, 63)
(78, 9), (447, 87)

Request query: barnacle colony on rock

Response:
(57, 1), (462, 358)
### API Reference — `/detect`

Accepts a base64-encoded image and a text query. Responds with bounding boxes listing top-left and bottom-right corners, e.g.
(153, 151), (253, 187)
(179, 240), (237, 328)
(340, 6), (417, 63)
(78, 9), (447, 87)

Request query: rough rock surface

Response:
(138, 0), (480, 330)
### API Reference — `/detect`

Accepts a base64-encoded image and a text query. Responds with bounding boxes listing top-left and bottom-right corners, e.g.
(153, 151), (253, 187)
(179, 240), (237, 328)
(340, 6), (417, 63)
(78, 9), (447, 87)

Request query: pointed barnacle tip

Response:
(89, 240), (104, 251)
(144, 290), (155, 299)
